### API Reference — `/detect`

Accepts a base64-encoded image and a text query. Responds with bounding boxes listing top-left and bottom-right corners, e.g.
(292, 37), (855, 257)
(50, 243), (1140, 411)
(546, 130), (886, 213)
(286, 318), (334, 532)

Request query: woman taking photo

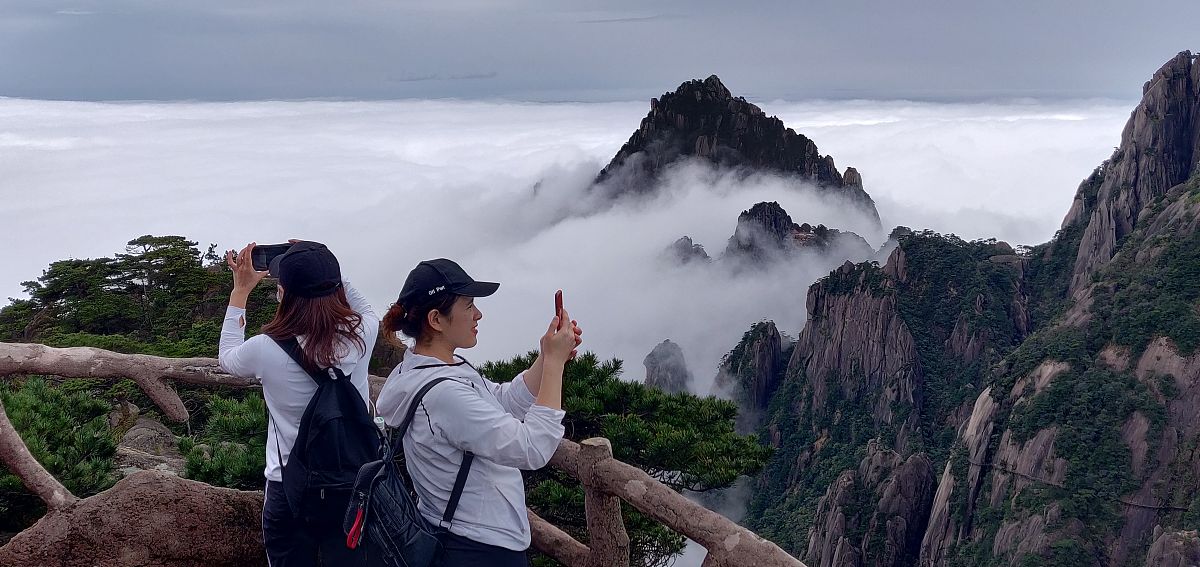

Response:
(219, 241), (379, 566)
(376, 258), (580, 566)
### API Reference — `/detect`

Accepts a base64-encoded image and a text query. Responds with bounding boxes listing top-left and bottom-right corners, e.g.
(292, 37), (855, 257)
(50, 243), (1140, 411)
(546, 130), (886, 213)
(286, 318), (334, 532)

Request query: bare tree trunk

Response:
(0, 343), (253, 421)
(0, 397), (77, 510)
(0, 342), (385, 421)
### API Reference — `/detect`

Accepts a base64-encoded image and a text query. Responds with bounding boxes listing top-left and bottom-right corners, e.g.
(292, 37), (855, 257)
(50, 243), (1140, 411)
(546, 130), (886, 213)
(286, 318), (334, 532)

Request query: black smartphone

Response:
(554, 290), (563, 316)
(251, 243), (292, 272)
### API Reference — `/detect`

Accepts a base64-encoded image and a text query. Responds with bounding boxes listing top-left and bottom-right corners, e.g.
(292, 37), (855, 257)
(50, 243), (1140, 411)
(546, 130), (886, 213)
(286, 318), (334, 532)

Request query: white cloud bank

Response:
(0, 97), (1131, 389)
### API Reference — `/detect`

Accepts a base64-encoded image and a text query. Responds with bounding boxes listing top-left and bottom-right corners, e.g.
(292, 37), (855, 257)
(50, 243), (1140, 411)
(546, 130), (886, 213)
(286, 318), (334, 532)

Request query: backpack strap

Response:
(393, 376), (475, 528)
(266, 337), (357, 490)
(441, 452), (474, 527)
(273, 337), (339, 383)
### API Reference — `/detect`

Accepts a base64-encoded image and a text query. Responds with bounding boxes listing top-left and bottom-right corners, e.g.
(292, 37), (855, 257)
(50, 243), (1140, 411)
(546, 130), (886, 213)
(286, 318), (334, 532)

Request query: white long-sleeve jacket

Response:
(218, 280), (379, 483)
(375, 351), (565, 551)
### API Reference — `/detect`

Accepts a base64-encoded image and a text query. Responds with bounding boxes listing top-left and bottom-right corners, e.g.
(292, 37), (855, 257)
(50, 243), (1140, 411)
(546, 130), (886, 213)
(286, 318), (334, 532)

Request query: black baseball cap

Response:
(397, 258), (499, 306)
(269, 241), (343, 299)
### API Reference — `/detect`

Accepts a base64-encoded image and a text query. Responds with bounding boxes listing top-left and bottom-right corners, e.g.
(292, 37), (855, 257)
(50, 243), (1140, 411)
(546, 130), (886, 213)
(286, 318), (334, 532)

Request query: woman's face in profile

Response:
(442, 295), (483, 350)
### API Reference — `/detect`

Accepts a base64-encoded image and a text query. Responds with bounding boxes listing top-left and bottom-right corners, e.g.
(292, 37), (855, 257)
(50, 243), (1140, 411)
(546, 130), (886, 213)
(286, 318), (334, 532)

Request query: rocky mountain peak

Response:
(714, 321), (786, 416)
(724, 201), (872, 263)
(594, 75), (880, 225)
(1065, 50), (1200, 294)
(664, 236), (711, 265)
(643, 339), (692, 394)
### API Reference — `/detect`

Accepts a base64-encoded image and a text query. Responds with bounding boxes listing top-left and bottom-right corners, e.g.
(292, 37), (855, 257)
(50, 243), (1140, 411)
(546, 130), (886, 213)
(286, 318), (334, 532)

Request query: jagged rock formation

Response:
(664, 236), (712, 265)
(643, 339), (692, 394)
(787, 255), (921, 439)
(714, 321), (789, 432)
(595, 75), (880, 225)
(805, 440), (935, 567)
(1064, 51), (1200, 294)
(659, 202), (875, 284)
(1145, 528), (1200, 567)
(725, 202), (874, 265)
(743, 233), (1030, 557)
(741, 51), (1200, 567)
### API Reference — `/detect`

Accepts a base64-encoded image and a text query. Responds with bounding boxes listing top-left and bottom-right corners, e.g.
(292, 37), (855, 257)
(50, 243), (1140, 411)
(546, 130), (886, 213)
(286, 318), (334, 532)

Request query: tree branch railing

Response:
(0, 342), (803, 567)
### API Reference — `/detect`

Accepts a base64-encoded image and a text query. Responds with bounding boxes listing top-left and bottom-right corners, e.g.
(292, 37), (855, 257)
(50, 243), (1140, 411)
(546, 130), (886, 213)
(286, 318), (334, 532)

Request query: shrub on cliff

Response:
(0, 377), (117, 533)
(178, 394), (268, 490)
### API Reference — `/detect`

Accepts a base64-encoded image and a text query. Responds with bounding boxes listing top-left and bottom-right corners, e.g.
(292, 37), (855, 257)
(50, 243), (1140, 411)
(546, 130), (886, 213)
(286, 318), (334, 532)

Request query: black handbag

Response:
(344, 377), (475, 567)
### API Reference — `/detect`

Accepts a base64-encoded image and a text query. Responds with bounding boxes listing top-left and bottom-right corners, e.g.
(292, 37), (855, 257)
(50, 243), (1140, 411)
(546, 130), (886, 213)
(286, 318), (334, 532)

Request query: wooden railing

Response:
(0, 342), (803, 567)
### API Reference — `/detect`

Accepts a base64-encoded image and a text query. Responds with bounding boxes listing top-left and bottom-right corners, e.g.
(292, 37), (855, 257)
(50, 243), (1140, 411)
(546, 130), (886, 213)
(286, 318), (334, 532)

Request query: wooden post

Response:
(550, 439), (806, 567)
(579, 438), (630, 567)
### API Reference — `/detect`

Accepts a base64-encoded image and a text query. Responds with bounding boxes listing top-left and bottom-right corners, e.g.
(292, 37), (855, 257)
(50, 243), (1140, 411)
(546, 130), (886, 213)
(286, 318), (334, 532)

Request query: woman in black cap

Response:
(376, 259), (580, 566)
(219, 241), (379, 566)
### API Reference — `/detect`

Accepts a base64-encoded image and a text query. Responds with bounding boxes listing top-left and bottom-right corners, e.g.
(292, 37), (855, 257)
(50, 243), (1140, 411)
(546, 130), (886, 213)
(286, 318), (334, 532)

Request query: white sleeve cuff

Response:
(510, 371), (537, 407)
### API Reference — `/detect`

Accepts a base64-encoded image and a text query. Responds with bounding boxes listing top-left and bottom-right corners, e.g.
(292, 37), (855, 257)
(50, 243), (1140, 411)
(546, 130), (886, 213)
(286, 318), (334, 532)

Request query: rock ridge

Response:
(595, 75), (880, 224)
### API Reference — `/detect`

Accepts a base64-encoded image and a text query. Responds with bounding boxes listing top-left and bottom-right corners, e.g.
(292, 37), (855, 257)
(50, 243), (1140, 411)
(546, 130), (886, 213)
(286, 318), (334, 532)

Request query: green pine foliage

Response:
(894, 231), (1027, 456)
(0, 377), (117, 532)
(0, 235), (276, 356)
(178, 394), (268, 490)
(1006, 366), (1162, 539)
(1090, 227), (1200, 356)
(481, 352), (771, 567)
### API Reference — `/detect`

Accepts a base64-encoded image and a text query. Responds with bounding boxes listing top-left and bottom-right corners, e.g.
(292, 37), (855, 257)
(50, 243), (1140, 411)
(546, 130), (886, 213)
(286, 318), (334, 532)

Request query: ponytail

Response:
(381, 293), (459, 346)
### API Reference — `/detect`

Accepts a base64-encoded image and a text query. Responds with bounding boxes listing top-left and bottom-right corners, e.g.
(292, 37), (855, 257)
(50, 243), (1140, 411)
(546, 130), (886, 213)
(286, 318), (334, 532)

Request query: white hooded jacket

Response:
(375, 351), (566, 551)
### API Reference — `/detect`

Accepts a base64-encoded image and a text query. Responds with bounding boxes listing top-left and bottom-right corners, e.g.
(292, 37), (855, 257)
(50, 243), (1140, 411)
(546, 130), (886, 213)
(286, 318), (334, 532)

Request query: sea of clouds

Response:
(0, 96), (1131, 393)
(0, 95), (1135, 566)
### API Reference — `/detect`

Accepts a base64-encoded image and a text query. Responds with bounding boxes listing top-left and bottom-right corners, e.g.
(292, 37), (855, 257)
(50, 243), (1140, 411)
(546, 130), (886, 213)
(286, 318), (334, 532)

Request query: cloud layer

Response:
(0, 97), (1131, 388)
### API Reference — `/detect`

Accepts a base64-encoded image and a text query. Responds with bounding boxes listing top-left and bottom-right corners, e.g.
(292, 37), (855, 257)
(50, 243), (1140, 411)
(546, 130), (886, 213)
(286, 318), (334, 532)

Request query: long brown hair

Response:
(262, 287), (365, 371)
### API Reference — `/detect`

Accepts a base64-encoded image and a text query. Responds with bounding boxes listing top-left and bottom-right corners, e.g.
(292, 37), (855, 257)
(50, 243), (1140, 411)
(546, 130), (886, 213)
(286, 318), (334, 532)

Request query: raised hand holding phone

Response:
(552, 289), (582, 359)
(224, 242), (270, 309)
(250, 243), (292, 272)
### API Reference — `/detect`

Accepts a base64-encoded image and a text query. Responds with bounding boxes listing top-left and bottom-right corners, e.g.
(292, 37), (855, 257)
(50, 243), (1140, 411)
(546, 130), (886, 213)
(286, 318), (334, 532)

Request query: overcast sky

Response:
(2, 0), (1197, 102)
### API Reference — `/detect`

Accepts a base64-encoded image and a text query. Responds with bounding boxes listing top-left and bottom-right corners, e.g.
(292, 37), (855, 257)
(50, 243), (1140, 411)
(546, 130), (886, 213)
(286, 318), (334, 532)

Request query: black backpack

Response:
(271, 337), (383, 523)
(343, 376), (475, 567)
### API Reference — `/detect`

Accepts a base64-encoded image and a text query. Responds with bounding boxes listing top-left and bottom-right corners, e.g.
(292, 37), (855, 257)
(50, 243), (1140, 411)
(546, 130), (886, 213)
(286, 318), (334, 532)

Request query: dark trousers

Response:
(438, 531), (529, 567)
(263, 480), (363, 567)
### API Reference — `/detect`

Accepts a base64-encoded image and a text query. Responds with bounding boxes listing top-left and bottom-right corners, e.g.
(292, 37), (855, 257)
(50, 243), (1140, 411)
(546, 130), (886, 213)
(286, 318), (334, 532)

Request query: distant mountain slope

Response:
(732, 51), (1200, 567)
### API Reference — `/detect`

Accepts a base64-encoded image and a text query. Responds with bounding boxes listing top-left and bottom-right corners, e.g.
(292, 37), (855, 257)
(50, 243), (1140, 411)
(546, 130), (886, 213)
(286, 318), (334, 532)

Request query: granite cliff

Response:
(733, 51), (1200, 566)
(644, 339), (693, 395)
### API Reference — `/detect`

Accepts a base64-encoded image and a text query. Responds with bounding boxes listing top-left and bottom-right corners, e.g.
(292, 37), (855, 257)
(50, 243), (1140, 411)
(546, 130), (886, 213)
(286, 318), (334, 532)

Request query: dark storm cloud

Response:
(1, 0), (1196, 101)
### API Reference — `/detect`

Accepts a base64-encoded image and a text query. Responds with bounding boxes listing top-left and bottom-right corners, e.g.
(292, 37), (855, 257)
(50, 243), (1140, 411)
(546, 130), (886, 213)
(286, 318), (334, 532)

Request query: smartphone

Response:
(251, 243), (293, 272)
(554, 290), (563, 317)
